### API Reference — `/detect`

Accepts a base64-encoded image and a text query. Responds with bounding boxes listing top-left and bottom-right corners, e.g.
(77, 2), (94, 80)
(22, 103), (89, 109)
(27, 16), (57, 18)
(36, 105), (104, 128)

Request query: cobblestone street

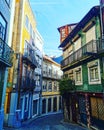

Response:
(4, 113), (88, 130)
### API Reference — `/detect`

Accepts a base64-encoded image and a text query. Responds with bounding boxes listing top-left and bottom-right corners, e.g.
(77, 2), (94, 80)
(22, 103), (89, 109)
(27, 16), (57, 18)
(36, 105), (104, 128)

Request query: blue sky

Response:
(30, 0), (99, 57)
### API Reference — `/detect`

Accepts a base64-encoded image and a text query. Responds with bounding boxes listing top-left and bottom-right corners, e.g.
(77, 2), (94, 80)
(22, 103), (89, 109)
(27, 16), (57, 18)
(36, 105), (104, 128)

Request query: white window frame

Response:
(48, 81), (52, 91)
(88, 60), (101, 85)
(42, 80), (47, 91)
(74, 66), (83, 85)
(68, 69), (74, 80)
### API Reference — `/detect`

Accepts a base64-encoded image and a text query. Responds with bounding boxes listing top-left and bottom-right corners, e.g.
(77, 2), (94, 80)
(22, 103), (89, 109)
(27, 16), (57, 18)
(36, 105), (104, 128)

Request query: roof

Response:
(58, 6), (100, 48)
(57, 23), (77, 32)
(43, 55), (61, 67)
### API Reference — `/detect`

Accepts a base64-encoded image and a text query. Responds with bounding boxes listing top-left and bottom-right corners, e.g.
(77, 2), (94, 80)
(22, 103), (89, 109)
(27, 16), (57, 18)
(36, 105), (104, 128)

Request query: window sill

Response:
(75, 82), (83, 86)
(89, 80), (101, 85)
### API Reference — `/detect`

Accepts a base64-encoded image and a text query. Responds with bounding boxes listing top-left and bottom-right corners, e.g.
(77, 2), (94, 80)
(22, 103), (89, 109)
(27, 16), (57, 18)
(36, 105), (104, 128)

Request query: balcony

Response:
(0, 38), (14, 67)
(61, 40), (104, 68)
(21, 76), (36, 90)
(23, 48), (38, 68)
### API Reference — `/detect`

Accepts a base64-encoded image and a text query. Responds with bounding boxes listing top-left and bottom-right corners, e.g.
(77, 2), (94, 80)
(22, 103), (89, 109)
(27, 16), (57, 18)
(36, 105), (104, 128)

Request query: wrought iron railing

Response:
(0, 38), (14, 67)
(23, 48), (38, 68)
(61, 40), (104, 68)
(21, 76), (36, 90)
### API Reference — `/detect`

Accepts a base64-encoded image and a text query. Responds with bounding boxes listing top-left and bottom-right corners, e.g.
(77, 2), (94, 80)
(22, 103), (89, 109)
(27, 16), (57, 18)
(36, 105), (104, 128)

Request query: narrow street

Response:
(4, 113), (87, 130)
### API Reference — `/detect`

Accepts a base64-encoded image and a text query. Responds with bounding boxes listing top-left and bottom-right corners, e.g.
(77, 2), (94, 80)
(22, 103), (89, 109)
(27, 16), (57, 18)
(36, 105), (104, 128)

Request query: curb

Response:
(22, 112), (63, 126)
(60, 120), (88, 130)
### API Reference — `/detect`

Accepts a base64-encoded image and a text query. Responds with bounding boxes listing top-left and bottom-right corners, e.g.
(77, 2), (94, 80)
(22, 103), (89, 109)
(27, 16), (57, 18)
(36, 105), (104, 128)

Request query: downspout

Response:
(100, 0), (104, 38)
(17, 53), (22, 109)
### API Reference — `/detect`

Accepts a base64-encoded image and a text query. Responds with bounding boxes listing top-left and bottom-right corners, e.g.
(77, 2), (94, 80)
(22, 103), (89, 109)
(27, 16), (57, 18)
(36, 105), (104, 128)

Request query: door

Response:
(71, 94), (79, 123)
(78, 95), (87, 125)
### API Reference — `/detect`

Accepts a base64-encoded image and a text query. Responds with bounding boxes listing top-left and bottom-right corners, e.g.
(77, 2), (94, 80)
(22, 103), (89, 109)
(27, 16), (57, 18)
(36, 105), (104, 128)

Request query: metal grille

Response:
(90, 97), (104, 120)
(78, 96), (87, 125)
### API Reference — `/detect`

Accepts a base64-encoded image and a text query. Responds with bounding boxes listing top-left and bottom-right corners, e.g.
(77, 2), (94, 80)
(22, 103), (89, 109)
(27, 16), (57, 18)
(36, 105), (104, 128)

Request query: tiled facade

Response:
(58, 6), (104, 129)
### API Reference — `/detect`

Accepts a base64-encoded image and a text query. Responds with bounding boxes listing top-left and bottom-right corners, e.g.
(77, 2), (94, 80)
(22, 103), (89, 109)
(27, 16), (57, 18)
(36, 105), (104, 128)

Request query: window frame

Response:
(74, 66), (83, 85)
(0, 13), (7, 41)
(88, 60), (101, 84)
(42, 80), (47, 91)
(48, 81), (52, 91)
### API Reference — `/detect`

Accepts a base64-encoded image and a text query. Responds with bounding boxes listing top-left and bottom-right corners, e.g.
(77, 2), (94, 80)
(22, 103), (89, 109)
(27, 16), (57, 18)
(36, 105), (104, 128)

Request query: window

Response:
(90, 67), (98, 81)
(53, 70), (56, 77)
(30, 23), (32, 37)
(76, 71), (81, 82)
(48, 67), (52, 76)
(88, 60), (101, 84)
(42, 99), (46, 114)
(22, 65), (27, 76)
(48, 81), (52, 91)
(53, 97), (57, 112)
(33, 100), (37, 115)
(53, 81), (57, 91)
(25, 15), (29, 30)
(86, 26), (96, 43)
(43, 64), (48, 76)
(0, 14), (7, 41)
(24, 40), (28, 55)
(33, 31), (35, 40)
(42, 80), (47, 91)
(48, 98), (51, 112)
(89, 66), (100, 84)
(75, 67), (82, 85)
(68, 71), (73, 80)
(61, 28), (65, 39)
(90, 97), (104, 120)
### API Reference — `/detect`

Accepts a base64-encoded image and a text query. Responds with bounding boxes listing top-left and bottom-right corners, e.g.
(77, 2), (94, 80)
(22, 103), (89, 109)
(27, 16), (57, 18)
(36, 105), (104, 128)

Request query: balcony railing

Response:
(61, 40), (104, 68)
(0, 38), (14, 67)
(23, 48), (38, 68)
(21, 76), (36, 90)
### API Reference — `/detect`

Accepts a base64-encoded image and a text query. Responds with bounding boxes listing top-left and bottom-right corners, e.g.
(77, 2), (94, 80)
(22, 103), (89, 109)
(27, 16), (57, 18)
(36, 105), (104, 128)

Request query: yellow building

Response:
(41, 55), (63, 115)
(4, 0), (42, 127)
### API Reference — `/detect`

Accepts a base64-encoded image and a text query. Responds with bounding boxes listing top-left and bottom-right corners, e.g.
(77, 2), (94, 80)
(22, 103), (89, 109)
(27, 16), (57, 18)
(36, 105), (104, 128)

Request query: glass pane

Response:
(95, 68), (99, 79)
(0, 15), (6, 40)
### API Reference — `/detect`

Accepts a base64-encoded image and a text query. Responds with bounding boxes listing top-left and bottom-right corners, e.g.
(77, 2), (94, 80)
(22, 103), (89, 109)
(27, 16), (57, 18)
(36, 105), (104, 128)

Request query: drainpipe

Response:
(17, 53), (22, 109)
(100, 0), (104, 101)
(100, 0), (104, 38)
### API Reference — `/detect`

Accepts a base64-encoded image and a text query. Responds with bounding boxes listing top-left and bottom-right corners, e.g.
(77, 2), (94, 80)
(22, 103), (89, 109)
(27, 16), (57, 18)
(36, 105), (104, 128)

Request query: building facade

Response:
(4, 0), (43, 127)
(58, 6), (104, 129)
(33, 29), (43, 116)
(0, 0), (14, 129)
(41, 55), (63, 115)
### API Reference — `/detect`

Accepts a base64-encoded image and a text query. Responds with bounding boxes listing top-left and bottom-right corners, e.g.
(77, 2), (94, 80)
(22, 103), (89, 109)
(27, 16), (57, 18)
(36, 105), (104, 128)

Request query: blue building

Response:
(0, 0), (14, 129)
